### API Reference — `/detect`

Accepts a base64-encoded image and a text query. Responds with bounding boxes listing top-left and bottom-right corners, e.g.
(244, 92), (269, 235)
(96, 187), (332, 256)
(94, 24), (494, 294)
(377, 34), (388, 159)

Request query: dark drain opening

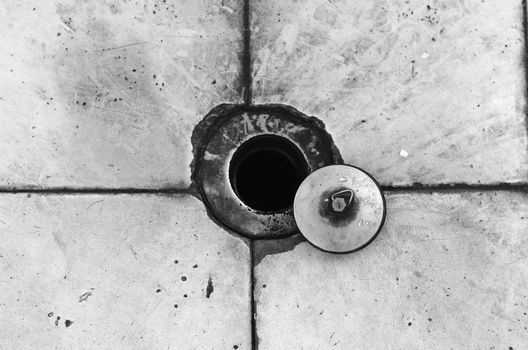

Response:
(229, 135), (308, 213)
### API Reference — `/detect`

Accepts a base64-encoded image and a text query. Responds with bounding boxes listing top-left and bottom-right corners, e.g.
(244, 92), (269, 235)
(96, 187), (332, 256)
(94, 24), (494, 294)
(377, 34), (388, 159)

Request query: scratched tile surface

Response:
(251, 0), (528, 186)
(0, 0), (242, 189)
(0, 194), (251, 349)
(254, 191), (528, 349)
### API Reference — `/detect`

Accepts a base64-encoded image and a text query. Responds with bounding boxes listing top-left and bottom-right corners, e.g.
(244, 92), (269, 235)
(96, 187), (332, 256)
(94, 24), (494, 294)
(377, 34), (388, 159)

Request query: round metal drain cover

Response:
(294, 164), (386, 254)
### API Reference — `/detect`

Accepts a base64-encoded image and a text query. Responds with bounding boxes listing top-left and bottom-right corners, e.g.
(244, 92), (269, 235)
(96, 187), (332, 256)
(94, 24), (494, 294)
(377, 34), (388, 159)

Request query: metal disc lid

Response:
(293, 164), (386, 254)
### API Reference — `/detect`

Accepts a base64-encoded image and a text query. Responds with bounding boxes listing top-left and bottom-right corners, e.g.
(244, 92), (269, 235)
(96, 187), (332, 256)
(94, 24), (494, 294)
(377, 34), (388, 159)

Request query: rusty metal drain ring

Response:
(195, 105), (341, 239)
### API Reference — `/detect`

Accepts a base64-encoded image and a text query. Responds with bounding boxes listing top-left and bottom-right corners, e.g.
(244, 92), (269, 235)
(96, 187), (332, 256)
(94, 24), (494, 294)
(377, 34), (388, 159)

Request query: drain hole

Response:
(229, 135), (309, 213)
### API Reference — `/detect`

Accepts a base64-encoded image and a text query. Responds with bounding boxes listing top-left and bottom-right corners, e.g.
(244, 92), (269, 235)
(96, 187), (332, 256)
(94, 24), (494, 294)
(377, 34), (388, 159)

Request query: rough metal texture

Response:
(255, 191), (528, 349)
(251, 0), (528, 186)
(0, 0), (242, 189)
(294, 165), (385, 253)
(194, 104), (342, 238)
(0, 194), (251, 349)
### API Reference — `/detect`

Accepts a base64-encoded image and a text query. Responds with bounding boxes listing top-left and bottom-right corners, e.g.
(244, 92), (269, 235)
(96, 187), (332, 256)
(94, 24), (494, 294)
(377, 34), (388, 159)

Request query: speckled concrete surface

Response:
(0, 0), (242, 189)
(251, 0), (528, 186)
(1, 0), (527, 349)
(0, 194), (250, 349)
(254, 191), (528, 349)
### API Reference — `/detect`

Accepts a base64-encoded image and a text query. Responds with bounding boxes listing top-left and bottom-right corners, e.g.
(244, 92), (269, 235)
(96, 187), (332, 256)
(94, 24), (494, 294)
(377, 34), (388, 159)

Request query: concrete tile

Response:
(0, 0), (243, 189)
(254, 191), (528, 349)
(0, 194), (250, 349)
(251, 0), (528, 186)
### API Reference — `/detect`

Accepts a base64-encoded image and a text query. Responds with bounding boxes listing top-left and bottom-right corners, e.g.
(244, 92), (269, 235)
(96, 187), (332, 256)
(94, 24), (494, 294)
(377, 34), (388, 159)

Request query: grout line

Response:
(242, 0), (252, 105)
(0, 188), (194, 195)
(382, 183), (528, 192)
(523, 0), (528, 154)
(0, 183), (525, 195)
(250, 239), (258, 350)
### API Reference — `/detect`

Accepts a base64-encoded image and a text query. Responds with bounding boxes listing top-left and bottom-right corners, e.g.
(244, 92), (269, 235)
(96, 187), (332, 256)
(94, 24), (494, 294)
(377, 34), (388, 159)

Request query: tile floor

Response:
(0, 1), (527, 349)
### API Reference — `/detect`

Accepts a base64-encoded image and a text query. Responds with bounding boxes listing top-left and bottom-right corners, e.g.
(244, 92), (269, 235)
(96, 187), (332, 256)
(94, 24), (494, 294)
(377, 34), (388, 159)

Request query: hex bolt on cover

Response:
(293, 164), (386, 254)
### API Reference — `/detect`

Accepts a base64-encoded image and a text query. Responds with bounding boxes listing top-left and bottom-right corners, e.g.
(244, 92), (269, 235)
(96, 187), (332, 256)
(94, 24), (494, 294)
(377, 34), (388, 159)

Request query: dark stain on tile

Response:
(206, 277), (214, 298)
(79, 291), (92, 302)
(253, 234), (306, 266)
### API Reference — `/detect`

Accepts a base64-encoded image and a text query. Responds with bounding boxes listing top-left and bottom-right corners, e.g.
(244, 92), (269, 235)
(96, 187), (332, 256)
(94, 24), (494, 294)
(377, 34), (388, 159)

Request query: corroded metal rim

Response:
(193, 105), (342, 239)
